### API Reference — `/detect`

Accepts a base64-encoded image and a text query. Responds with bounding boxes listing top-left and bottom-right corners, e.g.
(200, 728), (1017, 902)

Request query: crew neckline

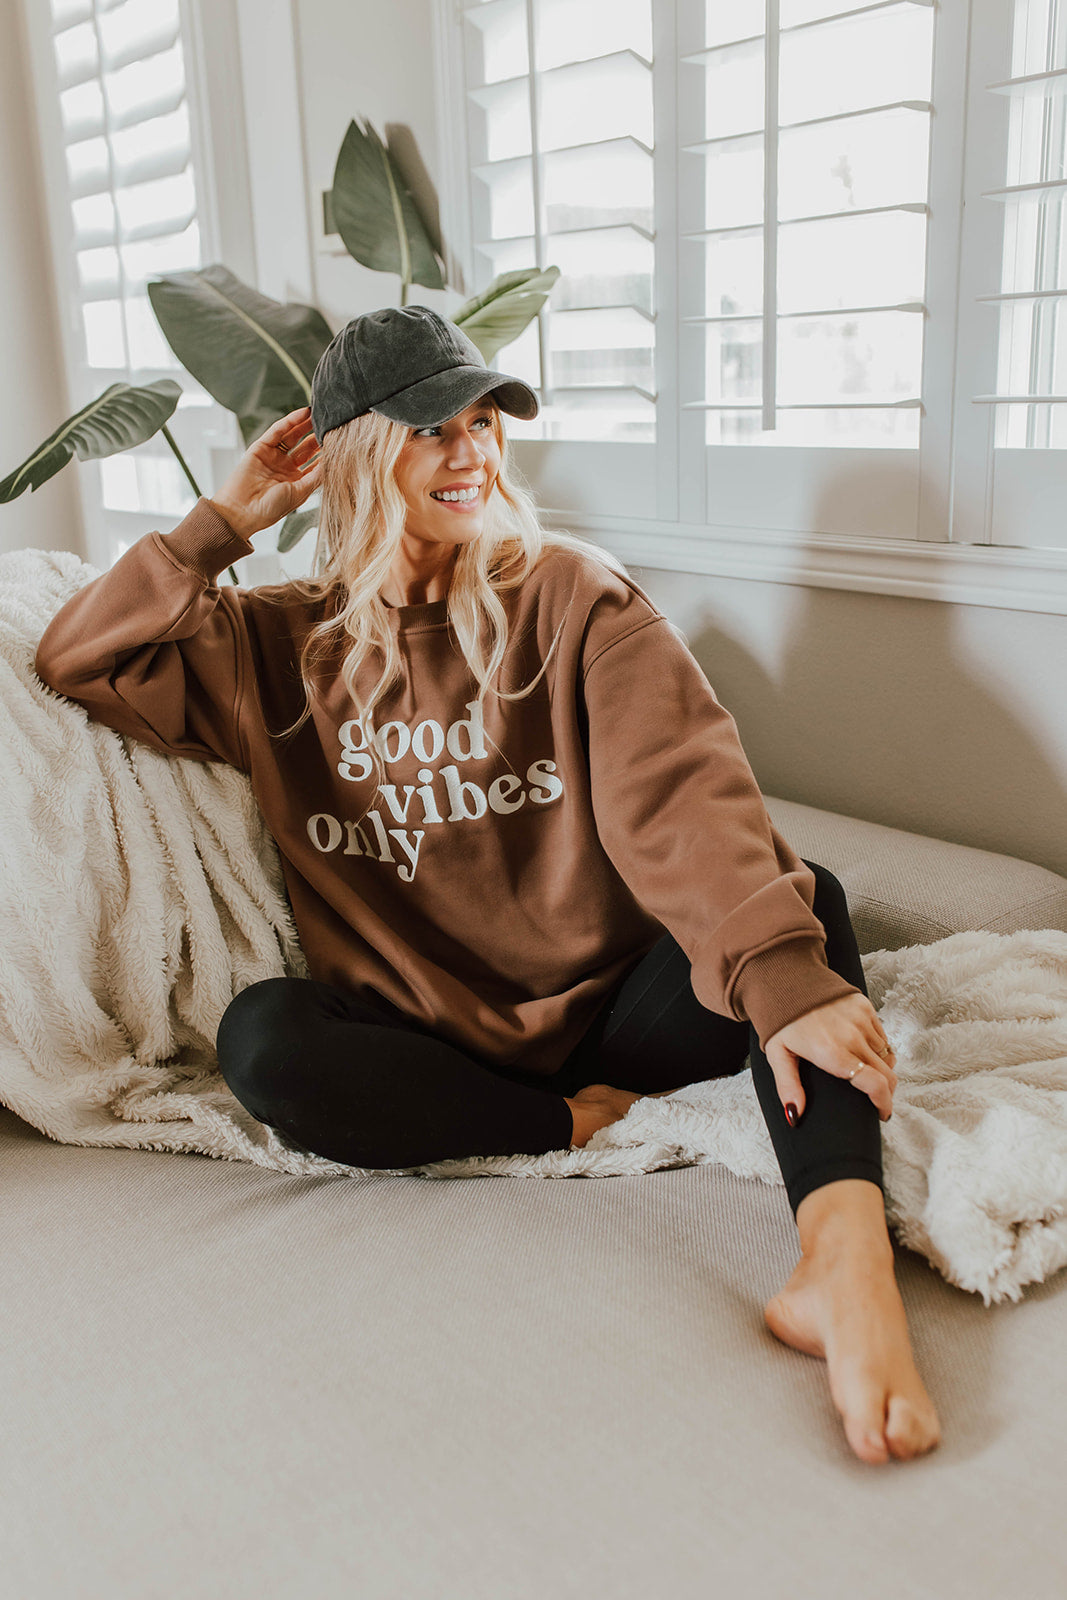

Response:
(381, 594), (450, 630)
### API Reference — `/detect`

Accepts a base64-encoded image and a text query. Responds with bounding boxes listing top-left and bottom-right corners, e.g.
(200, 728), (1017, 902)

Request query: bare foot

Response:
(566, 1084), (642, 1148)
(565, 1083), (682, 1148)
(764, 1236), (942, 1465)
(566, 1082), (687, 1148)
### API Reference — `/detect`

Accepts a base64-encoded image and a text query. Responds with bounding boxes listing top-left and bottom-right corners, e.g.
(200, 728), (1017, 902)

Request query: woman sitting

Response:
(34, 305), (941, 1467)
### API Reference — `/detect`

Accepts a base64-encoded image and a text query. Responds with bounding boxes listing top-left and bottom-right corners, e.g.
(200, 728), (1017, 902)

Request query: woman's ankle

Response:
(795, 1178), (894, 1261)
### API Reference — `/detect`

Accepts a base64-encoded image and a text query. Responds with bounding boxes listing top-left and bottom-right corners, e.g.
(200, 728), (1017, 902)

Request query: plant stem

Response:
(161, 423), (201, 498)
(401, 277), (410, 307)
(160, 422), (239, 584)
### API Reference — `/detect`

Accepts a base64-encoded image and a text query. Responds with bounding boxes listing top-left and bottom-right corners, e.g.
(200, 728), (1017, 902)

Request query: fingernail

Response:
(785, 1103), (798, 1128)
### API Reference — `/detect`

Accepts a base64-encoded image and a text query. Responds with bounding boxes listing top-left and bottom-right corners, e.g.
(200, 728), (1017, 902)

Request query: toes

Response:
(835, 1382), (890, 1464)
(841, 1388), (942, 1464)
(832, 1369), (895, 1464)
(885, 1395), (942, 1459)
(885, 1396), (918, 1458)
(844, 1415), (890, 1464)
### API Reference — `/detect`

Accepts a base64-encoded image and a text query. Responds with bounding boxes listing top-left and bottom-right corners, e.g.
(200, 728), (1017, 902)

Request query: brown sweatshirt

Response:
(34, 498), (861, 1074)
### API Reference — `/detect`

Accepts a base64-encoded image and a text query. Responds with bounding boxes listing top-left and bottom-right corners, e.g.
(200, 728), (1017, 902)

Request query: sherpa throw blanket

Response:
(3, 547), (1066, 1308)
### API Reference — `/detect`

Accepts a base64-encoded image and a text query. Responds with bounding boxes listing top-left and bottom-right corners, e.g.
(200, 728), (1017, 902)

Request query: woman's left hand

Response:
(763, 993), (898, 1123)
(209, 407), (322, 541)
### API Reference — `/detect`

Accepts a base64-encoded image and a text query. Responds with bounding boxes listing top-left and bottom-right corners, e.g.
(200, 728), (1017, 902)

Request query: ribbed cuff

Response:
(730, 935), (863, 1050)
(159, 497), (257, 583)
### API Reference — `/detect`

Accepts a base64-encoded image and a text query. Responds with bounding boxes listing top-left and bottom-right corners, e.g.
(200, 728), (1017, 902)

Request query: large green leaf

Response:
(276, 504), (320, 554)
(451, 267), (561, 365)
(147, 265), (334, 446)
(0, 380), (181, 503)
(331, 116), (444, 292)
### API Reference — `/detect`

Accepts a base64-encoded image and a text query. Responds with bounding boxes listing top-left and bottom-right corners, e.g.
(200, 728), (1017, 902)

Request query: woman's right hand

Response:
(208, 407), (323, 541)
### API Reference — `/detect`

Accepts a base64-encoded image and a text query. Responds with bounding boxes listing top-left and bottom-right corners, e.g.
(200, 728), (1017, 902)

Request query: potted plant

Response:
(1, 115), (558, 583)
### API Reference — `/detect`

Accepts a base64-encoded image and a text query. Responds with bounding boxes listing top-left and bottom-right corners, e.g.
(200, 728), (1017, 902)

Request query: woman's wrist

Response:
(206, 495), (258, 543)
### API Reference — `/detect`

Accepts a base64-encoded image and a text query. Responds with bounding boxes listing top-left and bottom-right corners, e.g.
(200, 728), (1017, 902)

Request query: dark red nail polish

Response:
(785, 1102), (798, 1127)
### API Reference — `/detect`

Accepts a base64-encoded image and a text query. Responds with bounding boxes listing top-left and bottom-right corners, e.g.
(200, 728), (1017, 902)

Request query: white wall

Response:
(629, 565), (1067, 878)
(0, 0), (84, 559)
(293, 0), (450, 330)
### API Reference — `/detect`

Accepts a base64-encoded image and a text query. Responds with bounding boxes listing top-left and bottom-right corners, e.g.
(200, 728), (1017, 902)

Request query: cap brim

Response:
(371, 366), (539, 427)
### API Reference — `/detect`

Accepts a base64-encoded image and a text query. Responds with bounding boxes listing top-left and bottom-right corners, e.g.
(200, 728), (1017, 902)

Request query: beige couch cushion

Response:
(765, 795), (1067, 950)
(1, 1101), (1064, 1599)
(3, 796), (1065, 1597)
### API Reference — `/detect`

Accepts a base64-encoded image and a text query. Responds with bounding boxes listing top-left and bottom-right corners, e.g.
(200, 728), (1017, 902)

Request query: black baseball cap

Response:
(309, 305), (540, 439)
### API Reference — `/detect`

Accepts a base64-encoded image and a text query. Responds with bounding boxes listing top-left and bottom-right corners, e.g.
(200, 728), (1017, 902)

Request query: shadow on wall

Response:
(628, 489), (1066, 879)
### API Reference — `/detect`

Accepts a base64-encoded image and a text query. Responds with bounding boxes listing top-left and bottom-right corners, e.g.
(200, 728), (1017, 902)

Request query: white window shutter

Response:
(446, 2), (1067, 585)
(964, 0), (1067, 550)
(459, 0), (658, 457)
(27, 0), (236, 566)
(675, 0), (937, 545)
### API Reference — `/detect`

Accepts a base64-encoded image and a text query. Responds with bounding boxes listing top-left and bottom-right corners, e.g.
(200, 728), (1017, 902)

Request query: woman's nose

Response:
(447, 430), (485, 467)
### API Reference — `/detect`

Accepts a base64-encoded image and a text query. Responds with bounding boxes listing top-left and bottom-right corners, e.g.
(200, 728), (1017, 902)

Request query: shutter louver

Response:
(462, 0), (656, 441)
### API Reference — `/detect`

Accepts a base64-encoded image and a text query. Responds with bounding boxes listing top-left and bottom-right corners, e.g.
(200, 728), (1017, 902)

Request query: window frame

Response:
(434, 0), (1067, 616)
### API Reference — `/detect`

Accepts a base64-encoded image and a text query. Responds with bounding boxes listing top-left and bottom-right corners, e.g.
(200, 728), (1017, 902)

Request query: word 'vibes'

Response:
(305, 701), (564, 883)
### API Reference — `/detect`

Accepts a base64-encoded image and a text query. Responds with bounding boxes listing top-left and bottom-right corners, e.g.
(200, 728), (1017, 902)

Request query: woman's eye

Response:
(414, 416), (491, 439)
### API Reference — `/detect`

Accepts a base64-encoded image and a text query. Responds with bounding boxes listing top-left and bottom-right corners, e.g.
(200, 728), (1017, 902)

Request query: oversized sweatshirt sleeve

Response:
(581, 611), (862, 1049)
(34, 497), (258, 770)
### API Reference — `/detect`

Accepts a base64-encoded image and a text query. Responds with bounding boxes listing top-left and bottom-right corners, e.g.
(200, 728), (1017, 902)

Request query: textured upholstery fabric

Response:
(2, 1101), (1064, 1600)
(764, 795), (1067, 948)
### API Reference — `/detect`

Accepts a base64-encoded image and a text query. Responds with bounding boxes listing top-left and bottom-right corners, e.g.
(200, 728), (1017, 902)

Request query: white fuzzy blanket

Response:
(4, 548), (1066, 1307)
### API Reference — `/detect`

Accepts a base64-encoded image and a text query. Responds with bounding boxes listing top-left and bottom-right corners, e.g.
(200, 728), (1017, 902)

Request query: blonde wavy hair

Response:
(253, 399), (635, 792)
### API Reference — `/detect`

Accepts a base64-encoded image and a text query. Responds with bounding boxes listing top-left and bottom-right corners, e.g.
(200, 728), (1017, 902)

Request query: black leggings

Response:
(215, 860), (883, 1217)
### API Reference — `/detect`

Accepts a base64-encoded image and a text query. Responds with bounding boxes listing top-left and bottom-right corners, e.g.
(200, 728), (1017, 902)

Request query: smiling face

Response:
(392, 396), (503, 551)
